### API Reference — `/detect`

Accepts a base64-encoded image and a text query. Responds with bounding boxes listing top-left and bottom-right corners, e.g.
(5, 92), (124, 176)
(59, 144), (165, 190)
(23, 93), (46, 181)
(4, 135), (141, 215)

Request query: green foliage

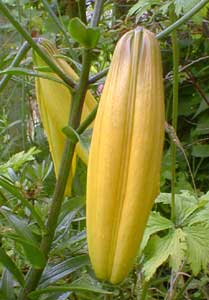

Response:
(0, 248), (25, 287)
(142, 191), (209, 281)
(0, 0), (209, 299)
(0, 147), (40, 174)
(68, 18), (100, 48)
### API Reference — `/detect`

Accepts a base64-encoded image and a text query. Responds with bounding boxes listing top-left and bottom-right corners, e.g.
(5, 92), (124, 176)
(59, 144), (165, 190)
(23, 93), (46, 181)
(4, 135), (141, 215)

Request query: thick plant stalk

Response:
(86, 27), (165, 284)
(33, 40), (97, 195)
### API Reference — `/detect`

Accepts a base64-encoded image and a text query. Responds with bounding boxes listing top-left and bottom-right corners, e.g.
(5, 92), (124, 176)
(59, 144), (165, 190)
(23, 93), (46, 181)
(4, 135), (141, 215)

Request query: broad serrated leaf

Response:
(174, 0), (185, 16)
(184, 224), (209, 275)
(127, 0), (160, 18)
(143, 233), (173, 280)
(140, 211), (173, 252)
(174, 0), (199, 16)
(199, 191), (209, 202)
(155, 191), (199, 226)
(169, 228), (187, 271)
(0, 248), (25, 287)
(143, 228), (187, 280)
(174, 197), (199, 226)
(183, 199), (209, 226)
(39, 255), (89, 288)
(155, 192), (171, 204)
(159, 1), (172, 14)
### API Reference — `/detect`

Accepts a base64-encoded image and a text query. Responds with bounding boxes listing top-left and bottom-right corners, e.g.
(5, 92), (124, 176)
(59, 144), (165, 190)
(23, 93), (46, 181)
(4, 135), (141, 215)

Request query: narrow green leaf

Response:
(29, 284), (112, 299)
(41, 291), (72, 300)
(1, 269), (16, 300)
(6, 234), (46, 268)
(39, 255), (89, 288)
(0, 210), (45, 268)
(54, 197), (85, 245)
(1, 209), (37, 242)
(59, 196), (85, 221)
(0, 248), (25, 287)
(0, 68), (68, 87)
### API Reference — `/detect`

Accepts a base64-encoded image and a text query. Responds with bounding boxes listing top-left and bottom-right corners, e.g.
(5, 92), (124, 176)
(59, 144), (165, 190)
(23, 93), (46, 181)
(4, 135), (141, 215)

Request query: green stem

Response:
(78, 0), (87, 24)
(17, 0), (26, 150)
(21, 77), (26, 150)
(170, 7), (179, 222)
(140, 280), (149, 300)
(88, 67), (108, 84)
(20, 49), (92, 300)
(42, 0), (78, 62)
(0, 42), (30, 93)
(0, 1), (75, 89)
(156, 0), (209, 40)
(77, 104), (98, 134)
(91, 0), (104, 27)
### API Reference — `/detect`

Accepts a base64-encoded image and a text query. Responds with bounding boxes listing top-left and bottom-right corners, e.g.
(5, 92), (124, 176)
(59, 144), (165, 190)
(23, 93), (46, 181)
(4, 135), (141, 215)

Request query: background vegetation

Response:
(0, 0), (209, 299)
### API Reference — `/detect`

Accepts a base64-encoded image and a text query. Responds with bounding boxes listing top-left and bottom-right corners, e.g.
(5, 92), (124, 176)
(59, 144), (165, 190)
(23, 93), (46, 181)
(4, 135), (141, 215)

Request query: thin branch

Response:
(77, 104), (98, 134)
(186, 70), (209, 106)
(170, 6), (179, 223)
(41, 0), (78, 61)
(165, 122), (197, 195)
(165, 56), (209, 80)
(91, 0), (104, 27)
(88, 67), (108, 84)
(0, 41), (30, 93)
(173, 275), (194, 300)
(180, 56), (209, 72)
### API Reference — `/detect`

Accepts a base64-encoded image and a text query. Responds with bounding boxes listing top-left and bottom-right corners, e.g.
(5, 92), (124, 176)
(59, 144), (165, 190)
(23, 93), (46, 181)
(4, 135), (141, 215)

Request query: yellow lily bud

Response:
(86, 27), (165, 283)
(33, 39), (97, 195)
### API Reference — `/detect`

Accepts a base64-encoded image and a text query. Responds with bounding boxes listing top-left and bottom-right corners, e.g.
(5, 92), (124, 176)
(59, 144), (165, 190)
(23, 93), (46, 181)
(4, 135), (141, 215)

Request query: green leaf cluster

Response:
(141, 190), (209, 280)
